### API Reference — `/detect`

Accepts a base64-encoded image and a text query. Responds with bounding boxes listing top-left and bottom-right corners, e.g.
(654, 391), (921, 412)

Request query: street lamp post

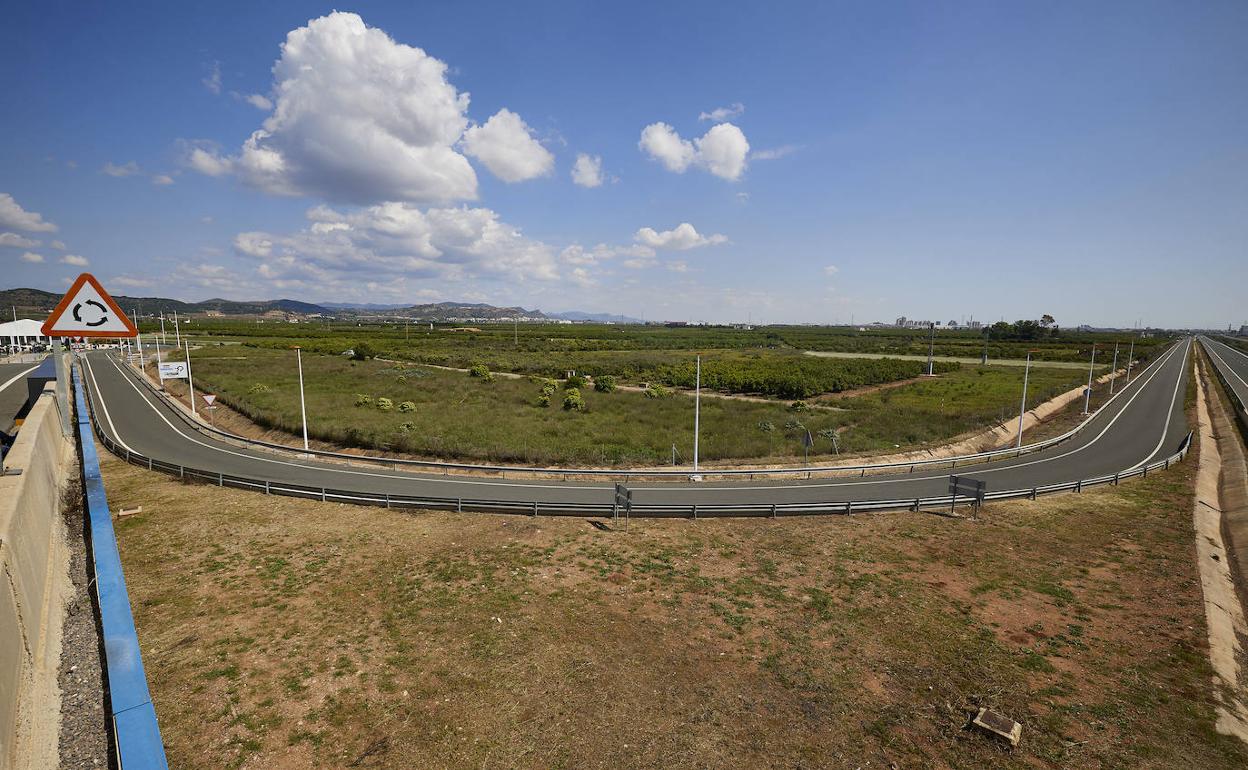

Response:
(1125, 339), (1135, 384)
(184, 338), (197, 417)
(1109, 343), (1120, 395)
(1017, 351), (1033, 448)
(295, 346), (310, 452)
(926, 322), (935, 376)
(172, 310), (181, 348)
(1083, 344), (1097, 415)
(692, 354), (701, 476)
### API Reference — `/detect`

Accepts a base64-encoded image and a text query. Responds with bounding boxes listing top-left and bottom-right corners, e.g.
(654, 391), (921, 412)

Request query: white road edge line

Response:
(0, 364), (40, 395)
(83, 357), (139, 455)
(1203, 338), (1248, 405)
(1123, 338), (1192, 472)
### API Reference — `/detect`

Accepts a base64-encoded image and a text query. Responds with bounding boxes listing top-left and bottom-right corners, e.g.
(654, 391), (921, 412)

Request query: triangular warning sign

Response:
(41, 273), (139, 338)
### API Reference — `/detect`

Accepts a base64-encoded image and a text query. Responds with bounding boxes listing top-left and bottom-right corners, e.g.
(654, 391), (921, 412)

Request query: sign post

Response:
(613, 483), (632, 526)
(40, 273), (138, 436)
(947, 475), (987, 516)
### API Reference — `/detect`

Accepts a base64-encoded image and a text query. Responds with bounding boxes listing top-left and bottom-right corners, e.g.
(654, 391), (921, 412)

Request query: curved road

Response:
(79, 337), (1194, 510)
(0, 360), (41, 434)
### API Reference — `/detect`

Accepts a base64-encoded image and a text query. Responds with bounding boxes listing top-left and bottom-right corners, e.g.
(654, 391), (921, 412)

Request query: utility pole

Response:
(1125, 338), (1135, 384)
(184, 337), (197, 417)
(160, 311), (166, 345)
(692, 354), (701, 476)
(172, 310), (181, 347)
(1017, 351), (1033, 448)
(1109, 342), (1119, 395)
(926, 322), (936, 376)
(295, 346), (309, 451)
(514, 316), (518, 346)
(1083, 344), (1097, 415)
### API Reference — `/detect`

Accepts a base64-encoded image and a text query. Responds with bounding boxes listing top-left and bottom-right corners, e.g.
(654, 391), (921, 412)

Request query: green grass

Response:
(170, 345), (1098, 465)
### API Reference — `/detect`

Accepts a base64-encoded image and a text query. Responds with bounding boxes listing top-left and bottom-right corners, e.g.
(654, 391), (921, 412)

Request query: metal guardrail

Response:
(81, 364), (1193, 517)
(72, 366), (169, 768)
(111, 342), (1176, 480)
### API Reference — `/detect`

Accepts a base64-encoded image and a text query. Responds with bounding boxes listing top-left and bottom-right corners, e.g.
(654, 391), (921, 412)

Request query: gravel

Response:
(56, 468), (112, 769)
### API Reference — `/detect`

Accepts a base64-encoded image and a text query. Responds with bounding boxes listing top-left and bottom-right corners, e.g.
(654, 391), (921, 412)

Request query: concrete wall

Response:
(0, 385), (72, 770)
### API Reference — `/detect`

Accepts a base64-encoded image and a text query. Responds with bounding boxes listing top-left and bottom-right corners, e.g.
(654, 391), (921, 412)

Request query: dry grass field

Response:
(102, 437), (1248, 769)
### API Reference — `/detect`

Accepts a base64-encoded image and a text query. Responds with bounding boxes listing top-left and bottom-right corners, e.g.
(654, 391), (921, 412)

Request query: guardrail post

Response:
(147, 457), (152, 470)
(912, 498), (920, 512)
(1142, 466), (1147, 478)
(179, 466), (184, 479)
(1030, 487), (1037, 500)
(265, 480), (270, 494)
(532, 501), (539, 517)
(218, 471), (223, 486)
(1113, 473), (1119, 485)
(321, 488), (327, 502)
(1075, 479), (1082, 493)
(846, 501), (853, 515)
(1164, 459), (1170, 470)
(385, 493), (391, 509)
(457, 498), (462, 512)
(770, 503), (777, 519)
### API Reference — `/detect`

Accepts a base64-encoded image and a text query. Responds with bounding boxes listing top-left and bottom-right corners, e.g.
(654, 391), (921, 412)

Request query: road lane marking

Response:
(1123, 338), (1191, 471)
(83, 357), (138, 454)
(0, 364), (40, 394)
(1203, 338), (1248, 407)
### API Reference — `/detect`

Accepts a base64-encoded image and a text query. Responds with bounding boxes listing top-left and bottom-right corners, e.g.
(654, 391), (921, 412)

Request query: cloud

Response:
(202, 60), (222, 94)
(60, 254), (89, 266)
(698, 102), (744, 122)
(461, 108), (554, 183)
(152, 174), (175, 186)
(186, 146), (233, 177)
(49, 240), (66, 250)
(638, 122), (750, 181)
(570, 153), (604, 188)
(0, 232), (39, 248)
(751, 145), (799, 161)
(634, 223), (728, 251)
(0, 193), (58, 232)
(102, 161), (142, 177)
(110, 275), (157, 290)
(823, 264), (839, 277)
(206, 12), (480, 204)
(242, 93), (272, 110)
(233, 202), (561, 292)
(559, 242), (653, 266)
(20, 251), (43, 263)
(666, 260), (690, 273)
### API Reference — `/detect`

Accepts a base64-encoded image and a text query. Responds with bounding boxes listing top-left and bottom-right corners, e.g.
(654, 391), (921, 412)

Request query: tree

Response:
(1040, 314), (1055, 328)
(563, 388), (586, 411)
(593, 375), (617, 393)
(352, 341), (377, 360)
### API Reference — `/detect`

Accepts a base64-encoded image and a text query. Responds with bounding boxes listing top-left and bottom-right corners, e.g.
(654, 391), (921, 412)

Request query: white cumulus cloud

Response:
(152, 174), (175, 186)
(244, 93), (272, 110)
(638, 122), (749, 181)
(187, 146), (233, 177)
(0, 232), (39, 248)
(0, 193), (58, 232)
(461, 108), (554, 183)
(102, 161), (142, 177)
(233, 203), (561, 292)
(20, 251), (43, 263)
(698, 102), (744, 122)
(60, 254), (89, 266)
(570, 153), (604, 188)
(202, 61), (222, 94)
(49, 240), (66, 250)
(634, 223), (728, 251)
(823, 264), (839, 277)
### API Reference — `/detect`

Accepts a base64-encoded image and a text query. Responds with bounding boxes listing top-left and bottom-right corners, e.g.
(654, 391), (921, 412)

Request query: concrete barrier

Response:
(0, 385), (72, 770)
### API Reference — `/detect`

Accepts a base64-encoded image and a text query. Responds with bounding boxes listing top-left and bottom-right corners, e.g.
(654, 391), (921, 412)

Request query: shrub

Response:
(468, 364), (493, 381)
(790, 400), (809, 412)
(398, 421), (416, 434)
(817, 428), (837, 442)
(398, 401), (416, 413)
(643, 384), (673, 399)
(593, 375), (617, 393)
(537, 393), (551, 408)
(247, 383), (272, 394)
(758, 421), (775, 432)
(352, 341), (377, 360)
(541, 379), (558, 396)
(563, 388), (586, 411)
(783, 419), (805, 432)
(376, 397), (393, 411)
(565, 374), (588, 390)
(354, 394), (374, 408)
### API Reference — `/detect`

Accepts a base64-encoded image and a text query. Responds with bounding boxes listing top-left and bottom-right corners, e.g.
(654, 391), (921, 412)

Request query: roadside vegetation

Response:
(163, 345), (1105, 465)
(104, 442), (1246, 769)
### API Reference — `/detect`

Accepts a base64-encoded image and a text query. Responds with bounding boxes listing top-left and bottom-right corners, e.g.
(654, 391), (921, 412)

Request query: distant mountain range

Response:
(0, 287), (640, 323)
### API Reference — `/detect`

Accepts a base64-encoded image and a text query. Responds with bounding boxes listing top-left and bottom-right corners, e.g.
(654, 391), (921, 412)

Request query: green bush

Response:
(247, 383), (272, 394)
(352, 341), (377, 360)
(790, 400), (809, 412)
(537, 393), (551, 408)
(468, 364), (493, 381)
(565, 374), (588, 389)
(398, 401), (416, 413)
(593, 375), (617, 393)
(376, 397), (393, 411)
(817, 428), (837, 442)
(354, 394), (374, 408)
(783, 419), (804, 432)
(398, 421), (416, 433)
(758, 421), (775, 432)
(643, 384), (673, 399)
(563, 388), (586, 411)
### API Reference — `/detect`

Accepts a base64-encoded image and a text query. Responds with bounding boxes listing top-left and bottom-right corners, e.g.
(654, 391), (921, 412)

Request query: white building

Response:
(0, 318), (49, 351)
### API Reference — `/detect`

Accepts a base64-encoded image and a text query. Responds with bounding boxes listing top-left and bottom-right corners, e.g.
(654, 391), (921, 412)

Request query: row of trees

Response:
(983, 315), (1058, 341)
(652, 357), (959, 399)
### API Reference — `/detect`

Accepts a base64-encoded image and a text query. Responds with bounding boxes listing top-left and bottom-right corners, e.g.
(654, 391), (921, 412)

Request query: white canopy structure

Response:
(0, 318), (49, 350)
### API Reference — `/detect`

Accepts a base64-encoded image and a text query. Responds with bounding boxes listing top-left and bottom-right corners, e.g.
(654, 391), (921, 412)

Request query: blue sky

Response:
(2, 1), (1245, 327)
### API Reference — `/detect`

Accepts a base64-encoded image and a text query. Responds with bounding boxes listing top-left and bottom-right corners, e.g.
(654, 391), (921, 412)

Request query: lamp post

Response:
(184, 338), (197, 417)
(692, 354), (701, 477)
(1083, 344), (1097, 415)
(1109, 342), (1120, 395)
(295, 346), (309, 452)
(1125, 338), (1135, 384)
(172, 310), (181, 348)
(926, 322), (935, 376)
(1017, 351), (1034, 448)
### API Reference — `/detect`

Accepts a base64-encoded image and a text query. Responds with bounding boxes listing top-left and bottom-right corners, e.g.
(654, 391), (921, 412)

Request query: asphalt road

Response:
(1201, 336), (1248, 412)
(79, 337), (1193, 509)
(0, 360), (41, 434)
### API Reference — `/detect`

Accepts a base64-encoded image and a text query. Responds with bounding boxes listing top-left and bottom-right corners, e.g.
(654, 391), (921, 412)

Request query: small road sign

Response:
(40, 273), (138, 338)
(158, 361), (188, 380)
(202, 394), (216, 406)
(613, 483), (632, 522)
(948, 475), (987, 513)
